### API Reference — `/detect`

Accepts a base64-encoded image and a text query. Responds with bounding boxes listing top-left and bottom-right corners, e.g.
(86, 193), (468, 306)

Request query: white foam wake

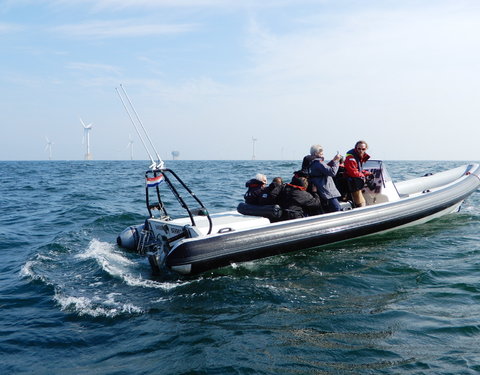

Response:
(19, 253), (56, 284)
(54, 292), (143, 317)
(78, 239), (190, 290)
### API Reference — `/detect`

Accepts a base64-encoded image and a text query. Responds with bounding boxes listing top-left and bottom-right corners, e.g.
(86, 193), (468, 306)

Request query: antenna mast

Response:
(116, 85), (163, 169)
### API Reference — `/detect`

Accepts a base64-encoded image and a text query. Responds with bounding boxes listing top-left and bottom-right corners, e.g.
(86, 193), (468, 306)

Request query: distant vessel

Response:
(171, 151), (180, 160)
(117, 161), (480, 276)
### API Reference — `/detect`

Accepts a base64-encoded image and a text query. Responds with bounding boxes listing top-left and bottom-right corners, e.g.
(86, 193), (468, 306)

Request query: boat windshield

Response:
(363, 160), (392, 183)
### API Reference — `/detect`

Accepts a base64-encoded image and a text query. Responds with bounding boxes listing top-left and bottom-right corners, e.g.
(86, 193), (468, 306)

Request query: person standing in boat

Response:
(301, 153), (316, 176)
(308, 144), (343, 212)
(244, 173), (268, 205)
(334, 155), (349, 201)
(278, 175), (322, 219)
(344, 140), (372, 207)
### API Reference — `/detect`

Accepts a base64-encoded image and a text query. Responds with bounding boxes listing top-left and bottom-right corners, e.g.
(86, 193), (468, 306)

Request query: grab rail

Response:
(145, 168), (213, 235)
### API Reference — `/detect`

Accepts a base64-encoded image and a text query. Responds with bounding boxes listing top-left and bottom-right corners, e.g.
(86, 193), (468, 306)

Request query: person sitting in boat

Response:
(308, 144), (343, 212)
(259, 176), (284, 205)
(344, 140), (372, 207)
(244, 173), (268, 205)
(278, 175), (322, 220)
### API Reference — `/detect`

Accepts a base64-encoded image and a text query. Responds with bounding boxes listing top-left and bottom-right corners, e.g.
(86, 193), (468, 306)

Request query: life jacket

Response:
(285, 183), (306, 191)
(344, 149), (370, 178)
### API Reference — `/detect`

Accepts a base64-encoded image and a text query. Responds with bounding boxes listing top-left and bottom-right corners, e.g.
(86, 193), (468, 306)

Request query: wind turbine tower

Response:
(127, 135), (134, 160)
(45, 137), (53, 160)
(252, 137), (257, 160)
(80, 118), (93, 160)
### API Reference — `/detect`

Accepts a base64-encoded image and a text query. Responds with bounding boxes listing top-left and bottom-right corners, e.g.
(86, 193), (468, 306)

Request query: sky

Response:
(1, 0), (480, 161)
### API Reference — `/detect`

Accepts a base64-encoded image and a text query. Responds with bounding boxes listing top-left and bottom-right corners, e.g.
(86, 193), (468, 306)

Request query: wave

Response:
(53, 292), (144, 318)
(19, 238), (194, 318)
(19, 259), (49, 284)
(77, 239), (190, 291)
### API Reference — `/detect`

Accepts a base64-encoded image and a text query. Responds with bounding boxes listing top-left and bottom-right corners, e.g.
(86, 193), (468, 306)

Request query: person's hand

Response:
(362, 170), (372, 177)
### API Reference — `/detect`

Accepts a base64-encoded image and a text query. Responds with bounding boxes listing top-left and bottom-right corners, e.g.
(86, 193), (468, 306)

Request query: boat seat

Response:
(237, 202), (283, 221)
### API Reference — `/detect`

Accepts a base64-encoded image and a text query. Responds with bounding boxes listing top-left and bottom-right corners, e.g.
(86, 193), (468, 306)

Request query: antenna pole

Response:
(119, 84), (164, 168)
(116, 87), (156, 168)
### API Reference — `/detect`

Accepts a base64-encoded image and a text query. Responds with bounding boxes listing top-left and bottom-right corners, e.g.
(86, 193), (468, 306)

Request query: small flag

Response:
(146, 174), (164, 187)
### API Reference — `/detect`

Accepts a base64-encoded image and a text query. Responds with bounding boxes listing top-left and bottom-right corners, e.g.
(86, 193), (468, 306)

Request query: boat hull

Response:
(164, 166), (479, 275)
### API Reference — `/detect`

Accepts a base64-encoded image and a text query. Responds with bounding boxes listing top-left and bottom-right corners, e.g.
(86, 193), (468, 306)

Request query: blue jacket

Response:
(309, 158), (341, 200)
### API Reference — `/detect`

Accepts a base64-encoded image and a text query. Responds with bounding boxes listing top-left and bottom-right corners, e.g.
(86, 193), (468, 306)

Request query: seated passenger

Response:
(259, 177), (284, 205)
(244, 173), (268, 205)
(344, 140), (371, 207)
(278, 175), (322, 220)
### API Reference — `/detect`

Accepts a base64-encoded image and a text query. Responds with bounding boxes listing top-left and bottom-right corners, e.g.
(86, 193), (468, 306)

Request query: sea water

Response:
(1, 160), (480, 374)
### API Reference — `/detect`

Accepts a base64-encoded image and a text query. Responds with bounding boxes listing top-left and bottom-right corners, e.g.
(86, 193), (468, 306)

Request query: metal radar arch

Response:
(116, 85), (212, 235)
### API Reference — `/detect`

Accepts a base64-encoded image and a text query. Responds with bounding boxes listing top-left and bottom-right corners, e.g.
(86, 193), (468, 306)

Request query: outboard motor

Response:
(116, 224), (144, 250)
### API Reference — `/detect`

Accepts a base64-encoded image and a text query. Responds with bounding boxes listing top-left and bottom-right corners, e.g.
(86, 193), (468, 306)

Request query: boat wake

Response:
(53, 292), (144, 318)
(77, 239), (190, 290)
(20, 238), (191, 317)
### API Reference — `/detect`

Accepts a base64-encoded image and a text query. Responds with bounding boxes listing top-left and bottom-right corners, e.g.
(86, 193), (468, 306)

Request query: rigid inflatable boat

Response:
(117, 161), (480, 275)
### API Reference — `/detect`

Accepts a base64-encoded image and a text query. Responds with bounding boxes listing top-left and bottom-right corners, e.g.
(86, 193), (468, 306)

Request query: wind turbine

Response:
(45, 137), (53, 160)
(80, 118), (93, 160)
(252, 137), (257, 160)
(127, 134), (134, 160)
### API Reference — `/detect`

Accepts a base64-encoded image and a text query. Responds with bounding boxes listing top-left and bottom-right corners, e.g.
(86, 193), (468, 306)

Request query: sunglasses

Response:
(357, 147), (366, 151)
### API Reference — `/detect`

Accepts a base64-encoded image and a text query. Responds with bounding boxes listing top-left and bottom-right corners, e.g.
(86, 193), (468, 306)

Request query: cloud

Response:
(51, 19), (198, 39)
(242, 3), (480, 93)
(0, 22), (23, 34)
(67, 62), (122, 76)
(50, 0), (315, 11)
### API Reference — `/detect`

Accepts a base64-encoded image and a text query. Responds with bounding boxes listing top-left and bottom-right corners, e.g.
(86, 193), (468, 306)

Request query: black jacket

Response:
(244, 179), (266, 205)
(278, 184), (322, 219)
(259, 181), (284, 205)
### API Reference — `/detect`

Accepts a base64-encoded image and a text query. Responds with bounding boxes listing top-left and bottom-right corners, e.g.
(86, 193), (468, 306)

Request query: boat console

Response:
(361, 160), (400, 205)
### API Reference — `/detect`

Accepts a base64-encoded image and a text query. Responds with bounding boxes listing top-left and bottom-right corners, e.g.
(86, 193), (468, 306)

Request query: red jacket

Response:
(344, 148), (370, 178)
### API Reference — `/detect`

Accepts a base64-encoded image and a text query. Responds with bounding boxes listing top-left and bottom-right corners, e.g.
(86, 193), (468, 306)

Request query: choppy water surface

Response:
(1, 160), (479, 374)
